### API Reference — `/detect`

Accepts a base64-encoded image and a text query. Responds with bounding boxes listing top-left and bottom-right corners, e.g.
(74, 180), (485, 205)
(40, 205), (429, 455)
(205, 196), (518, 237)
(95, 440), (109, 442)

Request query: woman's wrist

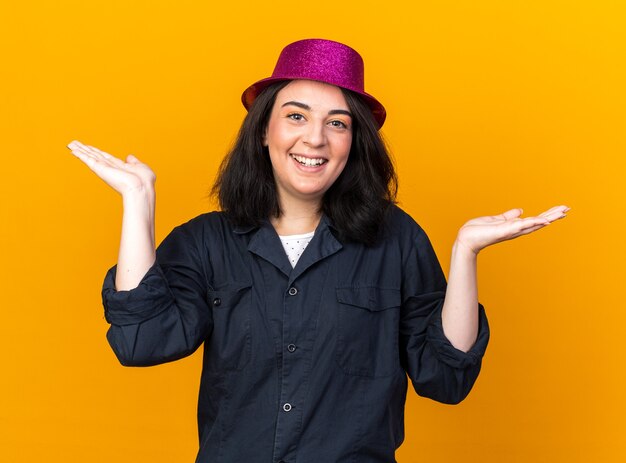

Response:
(122, 187), (155, 215)
(452, 236), (479, 261)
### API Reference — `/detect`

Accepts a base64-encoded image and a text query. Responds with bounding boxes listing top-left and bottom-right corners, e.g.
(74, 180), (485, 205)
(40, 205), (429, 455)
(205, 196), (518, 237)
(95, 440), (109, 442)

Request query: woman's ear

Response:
(262, 128), (268, 147)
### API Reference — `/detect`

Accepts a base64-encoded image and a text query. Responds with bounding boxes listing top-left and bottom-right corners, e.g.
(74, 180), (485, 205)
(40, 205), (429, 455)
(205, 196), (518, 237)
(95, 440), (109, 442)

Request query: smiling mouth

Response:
(290, 154), (328, 167)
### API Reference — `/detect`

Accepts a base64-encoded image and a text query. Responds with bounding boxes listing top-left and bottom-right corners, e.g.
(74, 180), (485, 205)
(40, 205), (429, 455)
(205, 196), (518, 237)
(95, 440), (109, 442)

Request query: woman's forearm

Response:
(115, 188), (156, 291)
(441, 240), (479, 353)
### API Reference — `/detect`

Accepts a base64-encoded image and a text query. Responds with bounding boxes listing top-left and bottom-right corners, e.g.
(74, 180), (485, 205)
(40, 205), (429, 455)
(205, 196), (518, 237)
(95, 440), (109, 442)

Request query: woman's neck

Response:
(271, 197), (321, 236)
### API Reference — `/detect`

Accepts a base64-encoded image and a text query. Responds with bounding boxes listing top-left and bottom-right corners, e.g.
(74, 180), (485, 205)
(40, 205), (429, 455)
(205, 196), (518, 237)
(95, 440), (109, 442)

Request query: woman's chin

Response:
(281, 184), (327, 203)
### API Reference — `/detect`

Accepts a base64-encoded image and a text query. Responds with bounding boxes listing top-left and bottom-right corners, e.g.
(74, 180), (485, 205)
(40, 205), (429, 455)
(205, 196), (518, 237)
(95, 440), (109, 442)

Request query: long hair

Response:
(212, 81), (397, 245)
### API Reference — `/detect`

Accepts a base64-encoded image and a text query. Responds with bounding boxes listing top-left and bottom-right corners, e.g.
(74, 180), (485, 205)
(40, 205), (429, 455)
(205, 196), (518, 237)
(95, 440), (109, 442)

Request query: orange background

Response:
(1, 1), (624, 461)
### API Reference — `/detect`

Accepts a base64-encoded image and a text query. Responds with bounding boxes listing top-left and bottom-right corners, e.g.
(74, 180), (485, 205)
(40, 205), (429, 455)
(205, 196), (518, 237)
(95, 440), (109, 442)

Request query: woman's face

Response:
(264, 79), (353, 208)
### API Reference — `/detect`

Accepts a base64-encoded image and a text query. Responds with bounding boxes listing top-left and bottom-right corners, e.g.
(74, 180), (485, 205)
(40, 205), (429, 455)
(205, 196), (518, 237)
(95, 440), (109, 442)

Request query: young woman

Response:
(68, 39), (568, 463)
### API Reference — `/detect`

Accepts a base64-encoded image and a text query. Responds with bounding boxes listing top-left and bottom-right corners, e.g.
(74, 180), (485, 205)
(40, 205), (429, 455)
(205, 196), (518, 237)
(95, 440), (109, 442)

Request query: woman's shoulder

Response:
(384, 204), (428, 237)
(178, 211), (230, 228)
(165, 211), (236, 244)
(382, 206), (441, 264)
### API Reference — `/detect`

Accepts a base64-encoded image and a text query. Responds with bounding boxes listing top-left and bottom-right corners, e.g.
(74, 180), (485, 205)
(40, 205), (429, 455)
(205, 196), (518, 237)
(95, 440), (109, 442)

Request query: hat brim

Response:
(241, 77), (387, 129)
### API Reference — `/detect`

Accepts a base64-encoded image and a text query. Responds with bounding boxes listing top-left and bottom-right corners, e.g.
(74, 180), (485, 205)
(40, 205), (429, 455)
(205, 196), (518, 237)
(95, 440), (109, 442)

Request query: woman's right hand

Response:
(67, 140), (156, 197)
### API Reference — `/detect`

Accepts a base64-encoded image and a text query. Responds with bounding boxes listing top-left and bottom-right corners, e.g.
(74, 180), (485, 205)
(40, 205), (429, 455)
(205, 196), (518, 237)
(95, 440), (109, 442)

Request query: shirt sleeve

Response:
(101, 220), (213, 367)
(399, 222), (489, 404)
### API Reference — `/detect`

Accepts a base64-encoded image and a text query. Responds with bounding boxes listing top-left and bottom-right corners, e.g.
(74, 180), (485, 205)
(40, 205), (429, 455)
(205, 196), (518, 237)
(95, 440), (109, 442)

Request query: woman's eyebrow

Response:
(281, 101), (352, 117)
(281, 101), (311, 110)
(328, 109), (352, 118)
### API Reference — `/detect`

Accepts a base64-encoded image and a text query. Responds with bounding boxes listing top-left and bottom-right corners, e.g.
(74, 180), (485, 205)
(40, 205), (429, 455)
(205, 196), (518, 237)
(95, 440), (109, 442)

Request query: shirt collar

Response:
(233, 223), (258, 234)
(231, 213), (339, 235)
(240, 213), (343, 281)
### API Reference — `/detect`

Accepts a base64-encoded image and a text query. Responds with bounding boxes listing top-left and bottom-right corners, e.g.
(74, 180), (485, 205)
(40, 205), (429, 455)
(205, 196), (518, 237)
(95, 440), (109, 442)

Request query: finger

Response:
(70, 148), (103, 173)
(68, 142), (102, 161)
(509, 223), (547, 239)
(85, 144), (116, 160)
(70, 141), (122, 166)
(520, 218), (550, 229)
(91, 147), (143, 173)
(538, 207), (569, 222)
(67, 140), (82, 150)
(67, 140), (90, 154)
(84, 144), (127, 168)
(126, 154), (142, 164)
(504, 216), (550, 235)
(68, 141), (101, 159)
(538, 207), (562, 218)
(69, 145), (118, 170)
(538, 205), (569, 217)
(544, 213), (568, 224)
(544, 212), (567, 223)
(69, 145), (99, 163)
(68, 142), (123, 173)
(500, 208), (524, 221)
(68, 141), (128, 171)
(512, 218), (554, 235)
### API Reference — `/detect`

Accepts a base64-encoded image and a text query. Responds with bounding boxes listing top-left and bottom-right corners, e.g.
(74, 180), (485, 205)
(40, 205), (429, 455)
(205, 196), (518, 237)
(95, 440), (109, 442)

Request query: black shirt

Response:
(102, 206), (489, 463)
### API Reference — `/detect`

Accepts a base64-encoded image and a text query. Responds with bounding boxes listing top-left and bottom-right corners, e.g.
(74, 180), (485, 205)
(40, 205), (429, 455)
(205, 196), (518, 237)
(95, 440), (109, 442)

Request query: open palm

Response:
(67, 140), (156, 196)
(457, 205), (569, 255)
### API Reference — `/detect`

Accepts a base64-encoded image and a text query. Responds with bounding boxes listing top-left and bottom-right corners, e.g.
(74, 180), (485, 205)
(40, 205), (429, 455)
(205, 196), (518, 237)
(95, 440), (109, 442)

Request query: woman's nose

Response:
(302, 121), (326, 147)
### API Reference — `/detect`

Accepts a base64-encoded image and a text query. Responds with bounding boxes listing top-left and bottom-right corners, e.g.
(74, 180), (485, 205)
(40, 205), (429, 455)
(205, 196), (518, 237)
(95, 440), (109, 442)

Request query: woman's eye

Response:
(287, 113), (304, 121)
(329, 120), (348, 129)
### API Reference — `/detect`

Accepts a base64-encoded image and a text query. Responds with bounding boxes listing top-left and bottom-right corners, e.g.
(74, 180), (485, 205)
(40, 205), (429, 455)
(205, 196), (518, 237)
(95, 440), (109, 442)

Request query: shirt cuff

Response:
(101, 262), (175, 326)
(426, 303), (490, 369)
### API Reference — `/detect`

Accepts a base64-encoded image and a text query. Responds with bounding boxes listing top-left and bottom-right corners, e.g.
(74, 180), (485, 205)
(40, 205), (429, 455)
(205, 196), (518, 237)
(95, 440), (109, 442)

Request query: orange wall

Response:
(1, 1), (624, 461)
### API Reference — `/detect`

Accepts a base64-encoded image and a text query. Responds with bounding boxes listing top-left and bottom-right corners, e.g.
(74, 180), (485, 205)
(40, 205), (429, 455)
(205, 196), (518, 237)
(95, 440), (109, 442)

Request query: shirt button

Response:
(288, 287), (298, 296)
(212, 298), (221, 307)
(287, 344), (297, 353)
(282, 403), (292, 412)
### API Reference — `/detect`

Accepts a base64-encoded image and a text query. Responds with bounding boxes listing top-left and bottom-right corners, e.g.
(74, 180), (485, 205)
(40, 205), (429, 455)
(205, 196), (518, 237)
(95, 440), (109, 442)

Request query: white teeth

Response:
(291, 154), (326, 166)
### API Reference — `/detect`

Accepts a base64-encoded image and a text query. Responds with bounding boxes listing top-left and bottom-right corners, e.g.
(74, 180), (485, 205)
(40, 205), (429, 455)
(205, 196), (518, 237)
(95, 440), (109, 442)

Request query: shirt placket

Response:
(246, 219), (342, 463)
(272, 282), (305, 463)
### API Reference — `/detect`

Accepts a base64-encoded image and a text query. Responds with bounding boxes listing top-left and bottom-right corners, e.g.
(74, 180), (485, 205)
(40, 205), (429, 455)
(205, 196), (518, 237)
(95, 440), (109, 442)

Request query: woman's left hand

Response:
(455, 205), (569, 255)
